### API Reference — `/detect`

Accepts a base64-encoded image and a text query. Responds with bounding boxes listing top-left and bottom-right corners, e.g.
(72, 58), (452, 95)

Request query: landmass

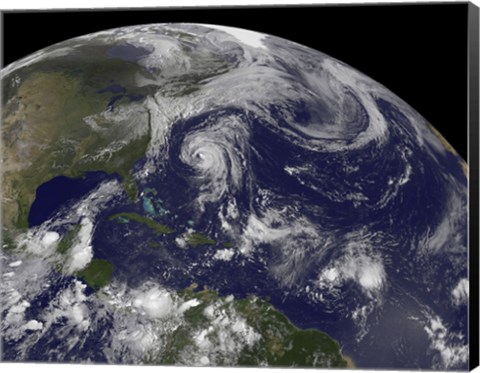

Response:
(1, 51), (152, 231)
(109, 212), (175, 234)
(53, 224), (113, 290)
(185, 232), (216, 248)
(155, 284), (349, 367)
(76, 259), (113, 291)
(57, 224), (82, 254)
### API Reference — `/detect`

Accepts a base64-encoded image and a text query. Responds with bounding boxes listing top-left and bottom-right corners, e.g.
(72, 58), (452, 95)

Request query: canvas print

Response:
(0, 3), (475, 371)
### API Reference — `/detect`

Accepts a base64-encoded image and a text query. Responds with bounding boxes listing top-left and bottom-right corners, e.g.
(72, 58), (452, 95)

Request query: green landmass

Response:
(222, 241), (235, 248)
(1, 41), (237, 233)
(236, 298), (348, 367)
(109, 212), (175, 234)
(157, 285), (349, 368)
(185, 232), (216, 248)
(57, 224), (81, 254)
(76, 258), (113, 291)
(1, 230), (16, 251)
(147, 241), (162, 248)
(1, 50), (153, 231)
(54, 225), (114, 291)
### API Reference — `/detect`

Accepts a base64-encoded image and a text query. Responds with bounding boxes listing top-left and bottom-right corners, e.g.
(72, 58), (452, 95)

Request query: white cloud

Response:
(199, 356), (210, 366)
(213, 248), (235, 261)
(317, 244), (386, 296)
(205, 24), (267, 50)
(105, 282), (182, 363)
(357, 260), (385, 291)
(179, 114), (250, 212)
(133, 286), (175, 319)
(65, 218), (94, 274)
(239, 209), (317, 258)
(240, 212), (290, 256)
(175, 236), (187, 248)
(24, 320), (43, 331)
(421, 192), (467, 256)
(41, 231), (60, 246)
(424, 315), (468, 369)
(4, 300), (30, 326)
(178, 299), (201, 314)
(0, 180), (125, 359)
(351, 302), (377, 342)
(52, 280), (90, 330)
(182, 297), (261, 366)
(451, 278), (468, 305)
(1, 255), (56, 343)
(2, 277), (92, 351)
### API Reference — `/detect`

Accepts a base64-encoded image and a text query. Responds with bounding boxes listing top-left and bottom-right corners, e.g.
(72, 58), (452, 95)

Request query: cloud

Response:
(451, 278), (468, 305)
(45, 280), (91, 331)
(205, 24), (267, 50)
(41, 231), (60, 246)
(181, 296), (261, 366)
(132, 286), (175, 319)
(24, 320), (43, 331)
(178, 299), (201, 314)
(65, 218), (94, 274)
(424, 315), (468, 369)
(213, 248), (235, 261)
(179, 114), (250, 212)
(239, 211), (293, 256)
(105, 282), (182, 363)
(317, 243), (386, 296)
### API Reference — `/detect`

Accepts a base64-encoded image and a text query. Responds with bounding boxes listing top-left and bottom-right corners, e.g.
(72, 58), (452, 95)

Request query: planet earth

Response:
(1, 24), (469, 369)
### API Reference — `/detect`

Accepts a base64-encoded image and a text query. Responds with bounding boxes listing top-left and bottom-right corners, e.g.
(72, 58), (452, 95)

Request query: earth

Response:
(1, 24), (469, 369)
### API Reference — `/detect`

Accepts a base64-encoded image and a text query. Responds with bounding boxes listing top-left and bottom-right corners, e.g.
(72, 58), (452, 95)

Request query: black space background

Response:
(1, 3), (469, 160)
